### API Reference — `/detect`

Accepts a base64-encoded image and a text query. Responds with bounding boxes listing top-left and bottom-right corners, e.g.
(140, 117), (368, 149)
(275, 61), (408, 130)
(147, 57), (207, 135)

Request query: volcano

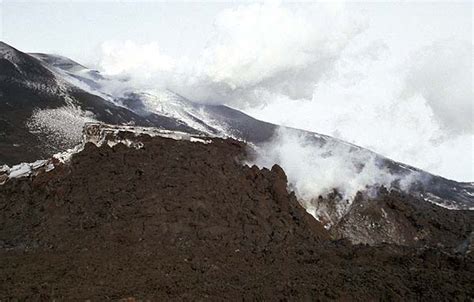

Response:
(0, 41), (473, 300)
(0, 42), (471, 211)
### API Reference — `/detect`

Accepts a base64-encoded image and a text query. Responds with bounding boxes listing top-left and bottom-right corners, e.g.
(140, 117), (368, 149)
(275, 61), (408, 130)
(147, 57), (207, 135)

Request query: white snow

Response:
(30, 53), (116, 103)
(83, 123), (215, 147)
(7, 160), (49, 179)
(463, 189), (474, 197)
(106, 138), (144, 149)
(53, 144), (85, 164)
(190, 137), (212, 144)
(120, 90), (235, 139)
(0, 165), (9, 173)
(421, 192), (474, 210)
(27, 106), (98, 148)
(8, 163), (33, 178)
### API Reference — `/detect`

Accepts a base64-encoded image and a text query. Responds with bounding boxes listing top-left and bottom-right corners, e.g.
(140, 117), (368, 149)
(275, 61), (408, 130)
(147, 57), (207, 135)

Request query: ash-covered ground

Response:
(0, 131), (473, 300)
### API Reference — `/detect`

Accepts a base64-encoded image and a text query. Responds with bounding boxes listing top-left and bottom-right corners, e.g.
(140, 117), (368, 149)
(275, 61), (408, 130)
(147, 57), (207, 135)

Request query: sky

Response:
(0, 0), (473, 181)
(1, 1), (471, 63)
(1, 1), (234, 63)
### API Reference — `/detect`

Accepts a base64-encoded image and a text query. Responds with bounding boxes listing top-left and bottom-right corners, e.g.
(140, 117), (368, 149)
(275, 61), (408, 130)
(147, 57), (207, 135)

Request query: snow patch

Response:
(83, 123), (215, 147)
(53, 144), (85, 164)
(27, 106), (98, 148)
(106, 139), (144, 149)
(2, 160), (49, 180)
(421, 193), (474, 210)
(190, 137), (212, 144)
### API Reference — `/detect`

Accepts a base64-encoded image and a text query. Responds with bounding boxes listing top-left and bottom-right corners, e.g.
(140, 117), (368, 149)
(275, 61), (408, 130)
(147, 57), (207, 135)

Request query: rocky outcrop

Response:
(330, 188), (474, 246)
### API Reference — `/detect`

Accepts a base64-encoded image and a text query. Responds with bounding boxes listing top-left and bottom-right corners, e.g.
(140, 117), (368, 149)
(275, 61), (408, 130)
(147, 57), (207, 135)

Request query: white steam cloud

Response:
(94, 3), (366, 105)
(403, 39), (473, 135)
(99, 40), (175, 76)
(251, 128), (417, 201)
(249, 127), (421, 227)
(90, 2), (472, 183)
(245, 38), (473, 182)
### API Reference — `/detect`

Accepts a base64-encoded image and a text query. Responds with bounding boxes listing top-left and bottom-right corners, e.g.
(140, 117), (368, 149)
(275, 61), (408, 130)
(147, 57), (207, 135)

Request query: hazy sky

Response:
(0, 1), (472, 181)
(1, 1), (233, 62)
(1, 1), (471, 63)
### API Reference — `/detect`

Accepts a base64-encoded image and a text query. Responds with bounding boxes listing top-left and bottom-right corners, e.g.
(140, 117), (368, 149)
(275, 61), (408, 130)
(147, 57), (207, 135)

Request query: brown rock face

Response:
(331, 189), (474, 247)
(1, 137), (327, 249)
(0, 135), (473, 300)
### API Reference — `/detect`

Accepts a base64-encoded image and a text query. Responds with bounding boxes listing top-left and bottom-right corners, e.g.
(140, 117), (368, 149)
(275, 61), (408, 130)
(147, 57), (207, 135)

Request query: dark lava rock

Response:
(330, 189), (474, 247)
(0, 135), (473, 300)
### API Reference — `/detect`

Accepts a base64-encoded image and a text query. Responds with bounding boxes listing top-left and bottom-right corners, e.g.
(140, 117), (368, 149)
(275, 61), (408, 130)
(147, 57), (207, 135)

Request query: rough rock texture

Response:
(328, 189), (474, 247)
(0, 135), (473, 300)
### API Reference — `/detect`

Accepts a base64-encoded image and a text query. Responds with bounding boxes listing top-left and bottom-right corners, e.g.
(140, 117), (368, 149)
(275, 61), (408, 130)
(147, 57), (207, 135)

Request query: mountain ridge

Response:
(0, 41), (472, 215)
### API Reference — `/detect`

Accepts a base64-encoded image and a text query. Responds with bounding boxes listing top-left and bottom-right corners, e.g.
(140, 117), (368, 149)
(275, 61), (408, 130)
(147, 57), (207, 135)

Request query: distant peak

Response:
(0, 41), (18, 52)
(29, 52), (87, 71)
(0, 41), (22, 61)
(0, 41), (13, 48)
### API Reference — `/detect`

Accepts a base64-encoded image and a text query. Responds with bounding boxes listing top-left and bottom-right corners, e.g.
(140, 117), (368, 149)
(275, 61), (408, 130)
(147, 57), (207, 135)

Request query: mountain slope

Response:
(0, 42), (202, 163)
(0, 41), (472, 220)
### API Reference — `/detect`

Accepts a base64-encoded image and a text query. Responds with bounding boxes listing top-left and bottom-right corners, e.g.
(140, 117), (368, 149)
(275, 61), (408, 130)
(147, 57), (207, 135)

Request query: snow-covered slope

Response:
(0, 42), (201, 162)
(28, 50), (276, 142)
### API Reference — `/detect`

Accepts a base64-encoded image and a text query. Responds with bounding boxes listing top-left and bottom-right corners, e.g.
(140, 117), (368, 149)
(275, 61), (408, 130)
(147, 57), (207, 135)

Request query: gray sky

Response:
(1, 1), (471, 63)
(1, 1), (233, 62)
